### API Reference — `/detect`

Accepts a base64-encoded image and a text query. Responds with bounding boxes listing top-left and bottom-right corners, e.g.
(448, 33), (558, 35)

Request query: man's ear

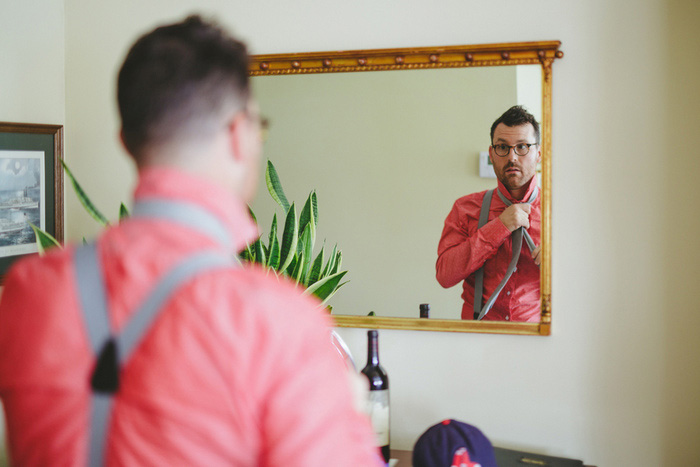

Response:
(488, 145), (496, 165)
(536, 144), (542, 163)
(225, 113), (248, 162)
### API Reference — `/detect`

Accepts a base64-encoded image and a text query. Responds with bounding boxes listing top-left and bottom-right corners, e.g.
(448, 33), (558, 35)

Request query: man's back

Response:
(0, 168), (379, 466)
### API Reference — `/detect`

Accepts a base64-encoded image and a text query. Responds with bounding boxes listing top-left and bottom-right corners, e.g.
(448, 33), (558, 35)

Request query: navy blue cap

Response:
(412, 419), (497, 467)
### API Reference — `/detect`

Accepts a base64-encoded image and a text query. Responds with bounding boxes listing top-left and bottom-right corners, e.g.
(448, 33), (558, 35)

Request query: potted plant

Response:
(33, 160), (348, 308)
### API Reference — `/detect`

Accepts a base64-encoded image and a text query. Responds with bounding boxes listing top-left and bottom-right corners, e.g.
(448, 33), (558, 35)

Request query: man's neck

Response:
(508, 185), (528, 201)
(499, 176), (536, 202)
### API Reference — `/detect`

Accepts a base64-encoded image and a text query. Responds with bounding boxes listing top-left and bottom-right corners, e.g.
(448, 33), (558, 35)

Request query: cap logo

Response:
(451, 447), (481, 467)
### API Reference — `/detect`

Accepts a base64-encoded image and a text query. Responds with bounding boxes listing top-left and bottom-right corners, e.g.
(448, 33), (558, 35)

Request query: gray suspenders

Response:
(73, 199), (237, 466)
(473, 187), (538, 320)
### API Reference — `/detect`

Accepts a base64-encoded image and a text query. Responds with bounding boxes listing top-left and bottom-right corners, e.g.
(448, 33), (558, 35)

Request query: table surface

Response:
(389, 448), (596, 467)
(390, 449), (412, 465)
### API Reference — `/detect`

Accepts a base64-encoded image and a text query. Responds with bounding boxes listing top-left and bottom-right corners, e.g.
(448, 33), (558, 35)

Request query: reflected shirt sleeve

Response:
(435, 192), (512, 289)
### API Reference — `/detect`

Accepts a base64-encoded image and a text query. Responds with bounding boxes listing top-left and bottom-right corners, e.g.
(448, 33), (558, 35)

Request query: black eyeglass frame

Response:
(491, 142), (539, 157)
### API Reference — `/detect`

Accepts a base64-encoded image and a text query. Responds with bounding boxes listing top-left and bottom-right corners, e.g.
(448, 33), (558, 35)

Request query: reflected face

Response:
(489, 123), (541, 196)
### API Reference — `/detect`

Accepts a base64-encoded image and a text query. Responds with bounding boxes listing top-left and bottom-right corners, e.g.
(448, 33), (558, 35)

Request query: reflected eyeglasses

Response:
(492, 143), (538, 157)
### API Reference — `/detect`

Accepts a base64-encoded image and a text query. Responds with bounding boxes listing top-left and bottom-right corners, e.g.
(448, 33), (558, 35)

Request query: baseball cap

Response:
(412, 419), (497, 467)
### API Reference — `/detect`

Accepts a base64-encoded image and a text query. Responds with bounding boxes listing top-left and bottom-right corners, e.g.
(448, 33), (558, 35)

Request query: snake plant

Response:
(33, 160), (348, 307)
(242, 161), (348, 307)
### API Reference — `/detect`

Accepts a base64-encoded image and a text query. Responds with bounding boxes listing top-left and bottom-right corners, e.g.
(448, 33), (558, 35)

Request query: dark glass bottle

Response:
(419, 303), (430, 318)
(361, 330), (390, 463)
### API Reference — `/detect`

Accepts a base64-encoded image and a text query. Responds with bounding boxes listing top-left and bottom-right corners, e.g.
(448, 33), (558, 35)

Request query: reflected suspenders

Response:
(73, 199), (237, 466)
(472, 187), (538, 320)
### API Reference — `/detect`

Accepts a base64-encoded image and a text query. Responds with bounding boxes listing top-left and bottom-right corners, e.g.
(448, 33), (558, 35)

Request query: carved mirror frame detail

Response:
(249, 41), (563, 335)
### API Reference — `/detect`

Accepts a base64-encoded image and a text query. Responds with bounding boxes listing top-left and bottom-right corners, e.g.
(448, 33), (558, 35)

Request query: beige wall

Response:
(3, 0), (700, 465)
(0, 2), (64, 124)
(0, 1), (65, 460)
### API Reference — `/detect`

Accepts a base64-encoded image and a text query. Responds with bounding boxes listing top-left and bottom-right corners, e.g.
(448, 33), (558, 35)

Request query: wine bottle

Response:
(361, 330), (390, 463)
(419, 303), (430, 318)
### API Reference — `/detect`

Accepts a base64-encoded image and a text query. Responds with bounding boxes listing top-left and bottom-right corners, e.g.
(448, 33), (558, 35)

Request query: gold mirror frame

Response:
(249, 41), (563, 335)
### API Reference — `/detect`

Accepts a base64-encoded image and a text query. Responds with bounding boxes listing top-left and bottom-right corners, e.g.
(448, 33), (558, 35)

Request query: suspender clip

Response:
(90, 337), (120, 394)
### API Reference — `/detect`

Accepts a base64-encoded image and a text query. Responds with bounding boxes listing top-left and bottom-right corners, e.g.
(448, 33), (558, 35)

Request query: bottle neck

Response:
(367, 334), (380, 366)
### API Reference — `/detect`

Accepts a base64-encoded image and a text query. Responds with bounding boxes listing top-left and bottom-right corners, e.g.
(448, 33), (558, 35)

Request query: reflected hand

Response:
(531, 245), (541, 266)
(498, 204), (531, 232)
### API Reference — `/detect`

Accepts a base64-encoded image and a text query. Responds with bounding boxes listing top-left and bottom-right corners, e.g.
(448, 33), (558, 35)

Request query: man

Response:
(0, 16), (381, 466)
(436, 106), (542, 322)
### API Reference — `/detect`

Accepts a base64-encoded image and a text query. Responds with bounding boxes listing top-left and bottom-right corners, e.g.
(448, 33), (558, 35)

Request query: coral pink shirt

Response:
(0, 167), (381, 466)
(436, 177), (541, 322)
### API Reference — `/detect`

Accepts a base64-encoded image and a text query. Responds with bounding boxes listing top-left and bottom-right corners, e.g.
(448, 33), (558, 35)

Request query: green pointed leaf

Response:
(61, 159), (109, 227)
(243, 238), (261, 264)
(247, 205), (258, 225)
(268, 234), (280, 269)
(298, 224), (313, 285)
(246, 246), (256, 263)
(265, 160), (290, 212)
(254, 238), (266, 266)
(304, 270), (348, 304)
(268, 213), (278, 246)
(261, 213), (279, 268)
(30, 223), (61, 254)
(285, 254), (298, 277)
(279, 202), (298, 272)
(311, 191), (318, 226)
(322, 244), (338, 277)
(119, 203), (130, 222)
(307, 246), (325, 286)
(299, 191), (317, 248)
(319, 280), (348, 307)
(292, 250), (305, 283)
(239, 247), (251, 262)
(330, 250), (342, 275)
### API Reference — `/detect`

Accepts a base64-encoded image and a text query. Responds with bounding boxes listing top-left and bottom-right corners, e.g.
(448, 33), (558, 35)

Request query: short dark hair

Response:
(117, 15), (250, 157)
(490, 105), (540, 144)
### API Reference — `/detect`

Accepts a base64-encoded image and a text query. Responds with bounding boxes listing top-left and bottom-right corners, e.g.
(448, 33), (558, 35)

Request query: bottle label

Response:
(366, 389), (389, 445)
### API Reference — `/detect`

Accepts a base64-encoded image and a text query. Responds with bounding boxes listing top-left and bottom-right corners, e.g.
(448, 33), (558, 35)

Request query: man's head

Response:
(117, 16), (261, 199)
(488, 105), (541, 198)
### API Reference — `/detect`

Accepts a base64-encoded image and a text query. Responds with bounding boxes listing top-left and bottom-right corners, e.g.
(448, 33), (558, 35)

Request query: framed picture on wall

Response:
(0, 122), (64, 284)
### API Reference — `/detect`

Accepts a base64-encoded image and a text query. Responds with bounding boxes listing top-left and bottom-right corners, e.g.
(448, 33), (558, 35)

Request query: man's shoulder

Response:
(4, 245), (75, 289)
(203, 263), (330, 329)
(451, 189), (492, 210)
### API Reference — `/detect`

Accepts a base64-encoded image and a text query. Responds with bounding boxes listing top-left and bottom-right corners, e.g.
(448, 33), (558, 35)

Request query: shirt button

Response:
(506, 291), (511, 296)
(505, 316), (510, 321)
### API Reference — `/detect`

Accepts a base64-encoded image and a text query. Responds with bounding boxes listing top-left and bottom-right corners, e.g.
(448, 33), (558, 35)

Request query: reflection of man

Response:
(0, 16), (380, 465)
(436, 106), (541, 322)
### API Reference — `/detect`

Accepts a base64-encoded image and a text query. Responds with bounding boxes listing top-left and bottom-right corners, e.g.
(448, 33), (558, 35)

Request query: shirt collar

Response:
(496, 174), (540, 204)
(133, 167), (259, 252)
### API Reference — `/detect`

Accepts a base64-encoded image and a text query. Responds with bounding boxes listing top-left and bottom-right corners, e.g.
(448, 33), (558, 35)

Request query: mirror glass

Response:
(248, 43), (560, 335)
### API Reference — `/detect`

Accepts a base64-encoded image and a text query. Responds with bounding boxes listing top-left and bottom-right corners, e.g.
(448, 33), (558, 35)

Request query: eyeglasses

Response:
(259, 116), (270, 142)
(492, 143), (538, 157)
(244, 109), (269, 130)
(244, 110), (270, 141)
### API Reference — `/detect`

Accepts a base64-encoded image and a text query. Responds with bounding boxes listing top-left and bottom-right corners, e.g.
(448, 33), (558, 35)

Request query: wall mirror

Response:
(248, 41), (562, 335)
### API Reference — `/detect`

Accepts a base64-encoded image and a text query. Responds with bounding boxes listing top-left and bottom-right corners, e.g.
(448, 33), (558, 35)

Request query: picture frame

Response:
(0, 122), (64, 284)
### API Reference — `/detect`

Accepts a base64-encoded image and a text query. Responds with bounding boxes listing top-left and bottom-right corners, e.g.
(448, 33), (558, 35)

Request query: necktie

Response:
(473, 187), (538, 320)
